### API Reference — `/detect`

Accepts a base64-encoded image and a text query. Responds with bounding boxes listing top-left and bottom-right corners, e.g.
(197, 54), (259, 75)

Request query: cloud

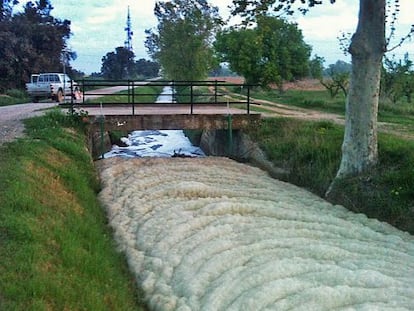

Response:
(293, 1), (358, 40)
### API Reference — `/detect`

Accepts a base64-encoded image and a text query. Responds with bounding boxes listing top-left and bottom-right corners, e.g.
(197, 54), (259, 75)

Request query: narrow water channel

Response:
(96, 86), (414, 310)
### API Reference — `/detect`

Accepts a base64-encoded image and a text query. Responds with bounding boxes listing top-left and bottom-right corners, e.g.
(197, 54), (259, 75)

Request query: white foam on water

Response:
(97, 157), (414, 311)
(105, 130), (205, 158)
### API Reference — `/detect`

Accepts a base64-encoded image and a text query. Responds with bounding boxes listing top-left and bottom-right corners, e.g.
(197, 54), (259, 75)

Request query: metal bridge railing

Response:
(68, 79), (255, 115)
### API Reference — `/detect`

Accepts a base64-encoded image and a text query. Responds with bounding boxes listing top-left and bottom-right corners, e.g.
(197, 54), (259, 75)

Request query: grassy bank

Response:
(0, 110), (146, 310)
(247, 117), (414, 234)
(0, 89), (30, 106)
(86, 84), (164, 104)
(248, 87), (414, 132)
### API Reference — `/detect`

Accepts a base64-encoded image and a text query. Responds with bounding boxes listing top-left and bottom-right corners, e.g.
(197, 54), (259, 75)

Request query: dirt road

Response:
(222, 91), (414, 140)
(0, 86), (143, 145)
(0, 102), (58, 145)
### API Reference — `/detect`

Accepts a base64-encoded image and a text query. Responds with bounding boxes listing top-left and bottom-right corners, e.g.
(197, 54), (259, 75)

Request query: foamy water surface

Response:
(104, 130), (205, 158)
(97, 157), (414, 310)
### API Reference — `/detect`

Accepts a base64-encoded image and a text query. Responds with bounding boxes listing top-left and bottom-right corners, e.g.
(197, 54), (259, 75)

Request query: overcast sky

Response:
(16, 0), (414, 74)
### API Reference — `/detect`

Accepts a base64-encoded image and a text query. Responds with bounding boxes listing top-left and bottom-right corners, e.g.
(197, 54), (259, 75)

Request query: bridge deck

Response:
(75, 103), (249, 116)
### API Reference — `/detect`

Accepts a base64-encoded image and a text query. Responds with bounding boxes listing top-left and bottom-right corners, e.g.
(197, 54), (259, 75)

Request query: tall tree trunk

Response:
(333, 0), (386, 180)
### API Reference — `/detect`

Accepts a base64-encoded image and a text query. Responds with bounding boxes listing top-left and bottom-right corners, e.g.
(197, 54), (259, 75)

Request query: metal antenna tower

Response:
(124, 6), (133, 51)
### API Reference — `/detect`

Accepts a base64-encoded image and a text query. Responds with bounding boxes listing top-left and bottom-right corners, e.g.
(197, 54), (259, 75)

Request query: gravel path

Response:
(0, 102), (58, 145)
(0, 86), (141, 146)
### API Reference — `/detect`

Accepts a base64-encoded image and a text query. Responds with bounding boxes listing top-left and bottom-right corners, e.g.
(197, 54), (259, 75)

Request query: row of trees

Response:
(102, 2), (319, 84)
(320, 56), (414, 106)
(144, 0), (321, 86)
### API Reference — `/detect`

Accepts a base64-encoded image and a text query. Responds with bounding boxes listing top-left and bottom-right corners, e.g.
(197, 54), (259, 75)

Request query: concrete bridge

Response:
(89, 113), (260, 132)
(67, 80), (261, 158)
(69, 80), (261, 132)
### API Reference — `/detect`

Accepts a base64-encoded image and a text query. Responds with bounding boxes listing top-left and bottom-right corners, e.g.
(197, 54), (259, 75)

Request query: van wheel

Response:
(56, 89), (64, 103)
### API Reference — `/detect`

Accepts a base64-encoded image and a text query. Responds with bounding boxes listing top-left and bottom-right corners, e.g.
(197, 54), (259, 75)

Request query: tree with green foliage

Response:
(215, 16), (311, 89)
(231, 0), (413, 188)
(101, 47), (135, 80)
(0, 0), (73, 91)
(381, 53), (414, 104)
(214, 27), (258, 83)
(145, 0), (222, 81)
(308, 55), (324, 79)
(135, 58), (160, 79)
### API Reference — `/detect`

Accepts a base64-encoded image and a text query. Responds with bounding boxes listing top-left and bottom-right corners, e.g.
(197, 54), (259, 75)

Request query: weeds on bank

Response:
(333, 134), (414, 232)
(0, 109), (145, 310)
(249, 117), (414, 234)
(249, 118), (343, 195)
(0, 89), (30, 106)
